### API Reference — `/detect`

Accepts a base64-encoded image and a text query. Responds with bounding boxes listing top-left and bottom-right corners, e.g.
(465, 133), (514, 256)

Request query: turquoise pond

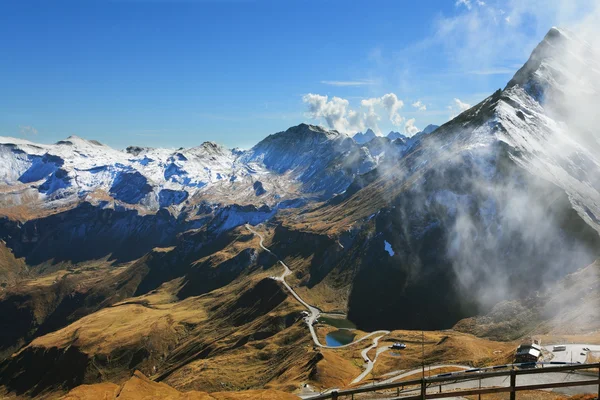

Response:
(325, 329), (356, 347)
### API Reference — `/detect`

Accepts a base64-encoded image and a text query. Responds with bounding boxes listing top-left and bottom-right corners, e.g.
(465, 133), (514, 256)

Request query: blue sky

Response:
(0, 0), (594, 149)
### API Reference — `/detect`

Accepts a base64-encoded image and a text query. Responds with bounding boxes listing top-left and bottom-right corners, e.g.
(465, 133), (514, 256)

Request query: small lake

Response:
(325, 329), (356, 347)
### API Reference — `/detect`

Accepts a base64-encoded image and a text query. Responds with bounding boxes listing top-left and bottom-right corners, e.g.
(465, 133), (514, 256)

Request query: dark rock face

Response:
(177, 248), (258, 299)
(253, 181), (266, 196)
(0, 202), (185, 265)
(0, 345), (89, 396)
(227, 278), (288, 326)
(164, 162), (187, 181)
(18, 154), (64, 184)
(109, 171), (152, 204)
(159, 189), (189, 207)
(39, 168), (70, 194)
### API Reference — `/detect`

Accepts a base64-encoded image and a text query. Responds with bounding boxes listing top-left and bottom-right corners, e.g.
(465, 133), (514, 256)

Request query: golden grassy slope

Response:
(30, 297), (206, 359)
(0, 225), (339, 398)
(62, 371), (299, 400)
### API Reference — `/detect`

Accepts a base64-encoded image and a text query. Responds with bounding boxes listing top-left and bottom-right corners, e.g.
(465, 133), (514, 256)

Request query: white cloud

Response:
(19, 125), (38, 136)
(303, 92), (408, 134)
(381, 93), (405, 125)
(412, 100), (427, 111)
(360, 97), (382, 132)
(447, 98), (473, 120)
(347, 109), (365, 133)
(361, 93), (405, 128)
(456, 0), (472, 9)
(454, 98), (472, 112)
(456, 0), (484, 9)
(404, 118), (420, 135)
(390, 113), (404, 126)
(320, 80), (374, 86)
(303, 93), (359, 133)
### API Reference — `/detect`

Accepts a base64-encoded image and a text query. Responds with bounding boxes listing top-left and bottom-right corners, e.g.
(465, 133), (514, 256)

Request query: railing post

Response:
(597, 365), (599, 400)
(397, 387), (400, 396)
(421, 378), (426, 400)
(331, 390), (338, 400)
(510, 369), (516, 400)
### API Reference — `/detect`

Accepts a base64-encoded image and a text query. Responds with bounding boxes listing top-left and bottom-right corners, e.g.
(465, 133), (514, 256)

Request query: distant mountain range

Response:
(0, 122), (432, 215)
(352, 124), (439, 144)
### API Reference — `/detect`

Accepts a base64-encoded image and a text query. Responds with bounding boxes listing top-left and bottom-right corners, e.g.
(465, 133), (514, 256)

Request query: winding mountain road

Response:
(246, 224), (389, 349)
(245, 224), (390, 382)
(352, 335), (391, 384)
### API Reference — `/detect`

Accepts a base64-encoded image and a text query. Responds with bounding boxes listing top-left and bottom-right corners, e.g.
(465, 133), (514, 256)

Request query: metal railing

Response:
(307, 362), (600, 400)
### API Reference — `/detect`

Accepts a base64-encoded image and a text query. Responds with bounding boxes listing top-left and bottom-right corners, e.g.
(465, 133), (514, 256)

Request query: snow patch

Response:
(384, 240), (395, 256)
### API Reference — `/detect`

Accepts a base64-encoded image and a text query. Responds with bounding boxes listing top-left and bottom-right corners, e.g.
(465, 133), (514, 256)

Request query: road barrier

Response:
(307, 362), (600, 400)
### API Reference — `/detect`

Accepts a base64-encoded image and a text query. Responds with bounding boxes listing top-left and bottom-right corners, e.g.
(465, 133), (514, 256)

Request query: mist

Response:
(345, 20), (600, 332)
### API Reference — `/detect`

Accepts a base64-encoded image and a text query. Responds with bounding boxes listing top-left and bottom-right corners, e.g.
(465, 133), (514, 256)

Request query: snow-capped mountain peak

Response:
(386, 131), (407, 141)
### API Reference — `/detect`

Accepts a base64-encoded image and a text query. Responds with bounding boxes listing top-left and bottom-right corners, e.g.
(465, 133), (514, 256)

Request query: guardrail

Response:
(307, 362), (600, 400)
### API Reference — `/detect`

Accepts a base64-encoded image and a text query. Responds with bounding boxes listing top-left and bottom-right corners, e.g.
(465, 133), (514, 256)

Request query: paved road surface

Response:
(431, 369), (598, 398)
(352, 336), (391, 384)
(544, 344), (600, 364)
(377, 365), (470, 385)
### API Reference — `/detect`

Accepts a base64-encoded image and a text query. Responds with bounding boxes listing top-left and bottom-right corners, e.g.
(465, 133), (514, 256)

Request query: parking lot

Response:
(543, 344), (600, 363)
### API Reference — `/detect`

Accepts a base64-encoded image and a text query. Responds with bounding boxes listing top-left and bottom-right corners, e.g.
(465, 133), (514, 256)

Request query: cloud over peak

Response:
(404, 118), (419, 135)
(454, 98), (472, 112)
(302, 94), (356, 133)
(447, 98), (473, 119)
(303, 92), (410, 135)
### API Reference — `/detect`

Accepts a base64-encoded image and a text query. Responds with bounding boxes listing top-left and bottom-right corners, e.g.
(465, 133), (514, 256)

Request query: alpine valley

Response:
(2, 27), (600, 399)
